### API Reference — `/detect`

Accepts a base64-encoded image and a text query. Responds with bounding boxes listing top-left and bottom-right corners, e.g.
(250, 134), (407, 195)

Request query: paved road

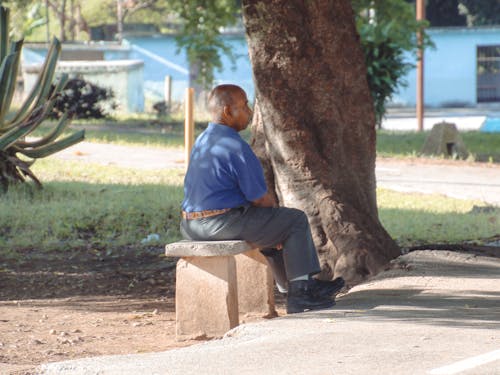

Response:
(376, 159), (500, 206)
(51, 142), (500, 206)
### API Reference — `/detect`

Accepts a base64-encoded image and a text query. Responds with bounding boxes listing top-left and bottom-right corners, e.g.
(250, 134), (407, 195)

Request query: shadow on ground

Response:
(0, 247), (178, 302)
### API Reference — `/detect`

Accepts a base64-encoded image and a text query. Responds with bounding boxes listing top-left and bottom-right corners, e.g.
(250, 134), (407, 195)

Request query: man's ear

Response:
(222, 105), (232, 118)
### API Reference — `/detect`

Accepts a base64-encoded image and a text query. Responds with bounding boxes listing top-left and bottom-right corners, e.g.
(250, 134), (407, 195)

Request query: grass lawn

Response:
(1, 158), (498, 257)
(377, 130), (500, 162)
(0, 159), (184, 257)
(33, 119), (500, 162)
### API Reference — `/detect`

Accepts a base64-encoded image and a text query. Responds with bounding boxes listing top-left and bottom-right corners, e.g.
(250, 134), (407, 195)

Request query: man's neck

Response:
(211, 119), (238, 132)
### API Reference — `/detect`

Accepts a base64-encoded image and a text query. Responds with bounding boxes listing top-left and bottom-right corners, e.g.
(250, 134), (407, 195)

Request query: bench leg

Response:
(235, 249), (277, 317)
(175, 256), (239, 340)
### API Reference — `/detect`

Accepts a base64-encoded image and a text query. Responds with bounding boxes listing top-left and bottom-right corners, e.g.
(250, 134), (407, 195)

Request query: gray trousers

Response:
(180, 205), (321, 280)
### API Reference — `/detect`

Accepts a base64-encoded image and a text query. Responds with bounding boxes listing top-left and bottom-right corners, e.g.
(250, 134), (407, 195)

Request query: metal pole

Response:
(416, 0), (425, 132)
(184, 87), (195, 171)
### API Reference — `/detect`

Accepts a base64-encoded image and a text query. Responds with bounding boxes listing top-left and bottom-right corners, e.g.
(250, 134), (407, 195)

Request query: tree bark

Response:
(242, 0), (400, 285)
(47, 0), (67, 41)
(59, 0), (67, 42)
(117, 0), (124, 44)
(69, 0), (76, 40)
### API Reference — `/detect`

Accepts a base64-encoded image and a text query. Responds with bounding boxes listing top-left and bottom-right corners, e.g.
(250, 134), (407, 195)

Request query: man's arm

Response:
(252, 191), (278, 207)
(251, 192), (283, 249)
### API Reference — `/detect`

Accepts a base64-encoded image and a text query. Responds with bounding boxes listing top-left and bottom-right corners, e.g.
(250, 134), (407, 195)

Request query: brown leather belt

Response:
(182, 208), (231, 220)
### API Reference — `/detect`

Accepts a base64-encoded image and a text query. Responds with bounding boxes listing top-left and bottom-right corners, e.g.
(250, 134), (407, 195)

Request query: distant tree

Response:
(115, 0), (171, 42)
(171, 0), (239, 94)
(426, 0), (466, 27)
(46, 0), (89, 41)
(46, 0), (68, 41)
(0, 0), (46, 39)
(80, 0), (116, 27)
(408, 0), (500, 27)
(458, 0), (500, 26)
(352, 0), (431, 127)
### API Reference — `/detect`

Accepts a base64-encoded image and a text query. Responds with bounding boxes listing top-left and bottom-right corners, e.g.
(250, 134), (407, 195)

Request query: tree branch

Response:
(46, 0), (63, 17)
(122, 0), (159, 21)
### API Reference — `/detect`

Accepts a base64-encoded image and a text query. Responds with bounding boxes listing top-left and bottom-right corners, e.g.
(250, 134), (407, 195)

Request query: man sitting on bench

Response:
(180, 84), (344, 314)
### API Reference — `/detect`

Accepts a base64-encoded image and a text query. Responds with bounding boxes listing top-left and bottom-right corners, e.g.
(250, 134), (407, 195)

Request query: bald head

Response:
(208, 84), (246, 119)
(206, 84), (252, 131)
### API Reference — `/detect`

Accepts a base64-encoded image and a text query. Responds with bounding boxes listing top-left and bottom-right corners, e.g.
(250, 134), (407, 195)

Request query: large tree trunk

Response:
(242, 0), (400, 286)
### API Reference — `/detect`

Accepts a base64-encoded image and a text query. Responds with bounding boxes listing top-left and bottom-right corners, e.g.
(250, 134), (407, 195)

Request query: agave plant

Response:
(0, 4), (84, 192)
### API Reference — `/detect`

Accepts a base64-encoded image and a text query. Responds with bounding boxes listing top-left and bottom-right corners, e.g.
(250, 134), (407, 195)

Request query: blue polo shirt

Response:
(181, 122), (267, 212)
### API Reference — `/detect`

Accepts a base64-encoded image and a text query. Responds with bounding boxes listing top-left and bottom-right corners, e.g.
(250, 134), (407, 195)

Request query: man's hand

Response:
(252, 192), (282, 249)
(251, 192), (277, 208)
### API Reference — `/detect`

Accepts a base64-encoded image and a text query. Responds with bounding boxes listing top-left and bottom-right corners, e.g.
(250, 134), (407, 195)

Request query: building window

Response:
(477, 45), (500, 103)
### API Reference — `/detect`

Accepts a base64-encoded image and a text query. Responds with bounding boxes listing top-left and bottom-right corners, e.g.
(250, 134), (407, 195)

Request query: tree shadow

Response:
(335, 287), (500, 329)
(286, 285), (500, 331)
(287, 250), (500, 330)
(0, 246), (179, 310)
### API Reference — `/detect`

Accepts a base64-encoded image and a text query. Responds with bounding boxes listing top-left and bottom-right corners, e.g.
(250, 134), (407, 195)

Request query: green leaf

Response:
(16, 130), (85, 159)
(1, 99), (55, 136)
(0, 41), (22, 124)
(8, 37), (61, 125)
(0, 52), (18, 125)
(16, 112), (71, 148)
(0, 5), (9, 63)
(0, 122), (36, 151)
(35, 37), (62, 105)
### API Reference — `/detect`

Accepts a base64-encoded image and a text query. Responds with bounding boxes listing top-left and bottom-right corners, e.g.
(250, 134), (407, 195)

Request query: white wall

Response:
(23, 60), (144, 113)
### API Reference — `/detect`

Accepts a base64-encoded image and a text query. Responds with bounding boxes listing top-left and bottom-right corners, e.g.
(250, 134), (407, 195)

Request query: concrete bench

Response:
(165, 240), (276, 340)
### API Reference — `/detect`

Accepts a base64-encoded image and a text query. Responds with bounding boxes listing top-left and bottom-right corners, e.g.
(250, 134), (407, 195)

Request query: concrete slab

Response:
(39, 250), (500, 375)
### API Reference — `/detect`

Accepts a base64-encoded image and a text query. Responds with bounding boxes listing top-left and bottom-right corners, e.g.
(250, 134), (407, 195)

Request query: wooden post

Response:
(185, 87), (195, 171)
(416, 0), (425, 132)
(164, 75), (172, 107)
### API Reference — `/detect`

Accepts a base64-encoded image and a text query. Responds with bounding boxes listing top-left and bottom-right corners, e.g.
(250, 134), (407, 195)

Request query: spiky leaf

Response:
(15, 129), (85, 159)
(0, 121), (37, 150)
(0, 48), (22, 125)
(0, 6), (9, 63)
(16, 112), (71, 148)
(8, 37), (61, 126)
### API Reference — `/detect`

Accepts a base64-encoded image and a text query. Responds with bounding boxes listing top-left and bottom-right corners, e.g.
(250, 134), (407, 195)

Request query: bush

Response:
(152, 101), (170, 117)
(50, 77), (117, 119)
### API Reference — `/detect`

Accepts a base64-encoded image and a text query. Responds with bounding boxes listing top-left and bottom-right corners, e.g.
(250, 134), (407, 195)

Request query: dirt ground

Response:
(0, 247), (287, 375)
(2, 246), (500, 375)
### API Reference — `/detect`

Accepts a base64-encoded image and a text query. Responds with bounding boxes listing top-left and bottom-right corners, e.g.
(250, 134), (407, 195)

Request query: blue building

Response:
(23, 27), (500, 112)
(393, 26), (500, 107)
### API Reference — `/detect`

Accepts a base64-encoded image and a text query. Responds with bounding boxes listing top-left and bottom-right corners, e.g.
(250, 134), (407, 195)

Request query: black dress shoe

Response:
(311, 277), (345, 298)
(286, 280), (335, 314)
